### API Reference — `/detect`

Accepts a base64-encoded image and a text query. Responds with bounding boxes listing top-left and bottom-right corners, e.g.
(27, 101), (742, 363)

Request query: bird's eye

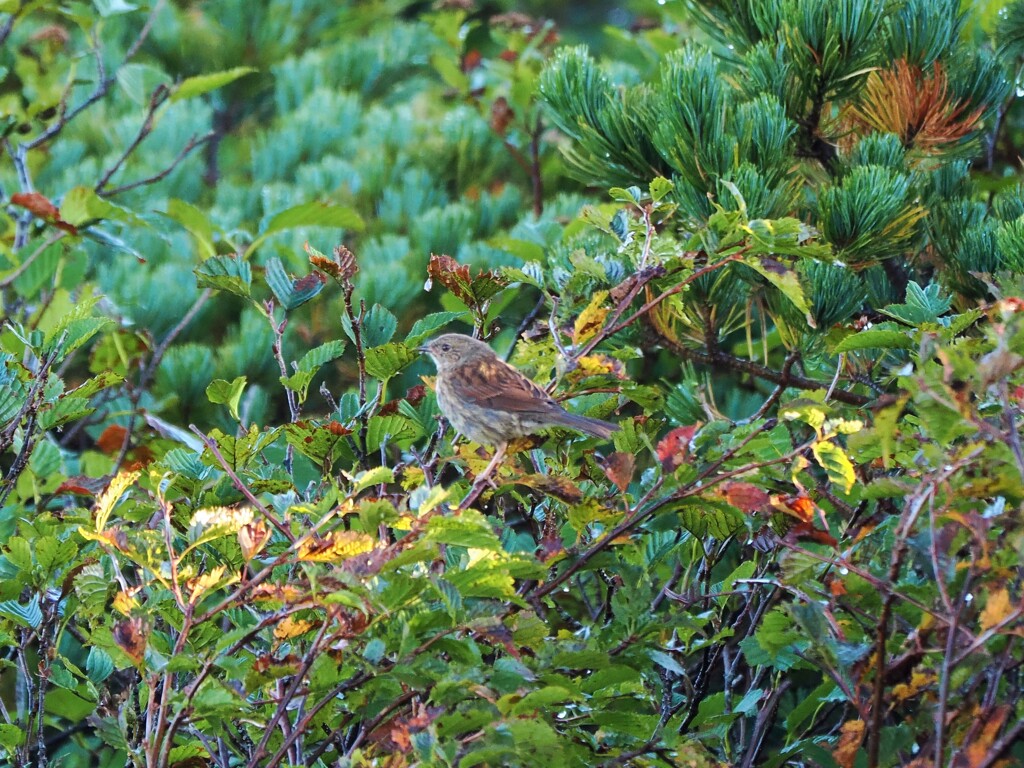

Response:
(441, 343), (451, 352)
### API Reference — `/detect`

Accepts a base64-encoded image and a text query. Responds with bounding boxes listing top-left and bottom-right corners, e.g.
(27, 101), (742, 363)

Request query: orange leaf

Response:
(96, 424), (128, 455)
(832, 720), (865, 768)
(657, 424), (700, 472)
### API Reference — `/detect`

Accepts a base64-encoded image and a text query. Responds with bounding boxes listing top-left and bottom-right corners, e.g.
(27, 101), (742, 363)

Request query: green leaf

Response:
(171, 66), (257, 101)
(283, 421), (352, 468)
(744, 256), (815, 328)
(674, 500), (746, 539)
(194, 255), (252, 298)
(265, 257), (326, 310)
(354, 304), (398, 348)
(351, 466), (394, 493)
(0, 723), (25, 749)
(6, 537), (32, 571)
(812, 440), (856, 495)
(831, 329), (914, 353)
(879, 281), (952, 325)
(86, 647), (114, 684)
(649, 176), (674, 201)
(37, 395), (94, 431)
(0, 596), (42, 628)
(206, 377), (247, 421)
(426, 509), (501, 549)
(405, 311), (468, 346)
(248, 202), (364, 255)
(297, 340), (346, 373)
(363, 342), (415, 381)
(161, 199), (218, 258)
(35, 537), (77, 572)
(61, 186), (146, 228)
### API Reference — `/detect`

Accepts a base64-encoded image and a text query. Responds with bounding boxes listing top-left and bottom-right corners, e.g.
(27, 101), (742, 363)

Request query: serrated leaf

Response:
(37, 395), (94, 431)
(297, 340), (346, 373)
(248, 202), (364, 255)
(363, 342), (415, 380)
(171, 66), (257, 101)
(675, 501), (746, 539)
(405, 312), (466, 346)
(744, 256), (815, 328)
(831, 329), (914, 353)
(0, 596), (42, 628)
(812, 440), (856, 494)
(426, 509), (501, 549)
(195, 255), (252, 298)
(350, 466), (394, 493)
(60, 186), (145, 227)
(358, 304), (398, 347)
(265, 256), (326, 310)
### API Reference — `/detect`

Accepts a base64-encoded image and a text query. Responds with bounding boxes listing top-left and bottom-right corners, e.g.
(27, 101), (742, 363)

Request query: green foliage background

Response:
(2, 0), (1024, 766)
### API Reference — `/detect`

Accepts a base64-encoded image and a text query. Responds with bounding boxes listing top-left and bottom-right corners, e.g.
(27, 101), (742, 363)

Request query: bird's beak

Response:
(417, 343), (430, 354)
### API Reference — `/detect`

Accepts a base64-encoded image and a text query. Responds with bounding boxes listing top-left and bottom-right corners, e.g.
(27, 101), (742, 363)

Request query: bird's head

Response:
(418, 333), (494, 371)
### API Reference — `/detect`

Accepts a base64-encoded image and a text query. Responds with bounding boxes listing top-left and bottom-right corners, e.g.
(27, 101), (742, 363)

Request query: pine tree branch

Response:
(653, 329), (872, 406)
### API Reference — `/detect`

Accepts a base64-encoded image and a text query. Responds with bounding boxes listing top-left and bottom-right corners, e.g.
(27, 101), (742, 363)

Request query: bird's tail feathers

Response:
(558, 412), (618, 440)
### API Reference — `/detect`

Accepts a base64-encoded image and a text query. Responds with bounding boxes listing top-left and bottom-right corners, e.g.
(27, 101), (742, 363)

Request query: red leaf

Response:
(656, 424), (700, 472)
(724, 482), (770, 513)
(56, 475), (111, 497)
(10, 191), (79, 235)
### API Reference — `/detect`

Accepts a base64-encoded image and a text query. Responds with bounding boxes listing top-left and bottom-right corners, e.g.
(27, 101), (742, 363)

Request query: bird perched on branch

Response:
(419, 333), (617, 501)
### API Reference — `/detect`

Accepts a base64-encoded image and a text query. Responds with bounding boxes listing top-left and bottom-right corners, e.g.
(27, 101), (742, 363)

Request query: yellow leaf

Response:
(190, 505), (254, 535)
(274, 616), (315, 640)
(812, 440), (856, 495)
(94, 470), (139, 532)
(297, 530), (375, 562)
(112, 590), (139, 616)
(980, 587), (1012, 631)
(573, 290), (609, 344)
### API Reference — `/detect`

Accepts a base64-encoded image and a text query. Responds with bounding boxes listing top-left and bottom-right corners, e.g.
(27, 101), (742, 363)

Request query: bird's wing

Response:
(449, 358), (557, 414)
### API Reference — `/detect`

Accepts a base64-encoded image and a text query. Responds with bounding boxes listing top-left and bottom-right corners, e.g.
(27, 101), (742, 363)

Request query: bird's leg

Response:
(457, 442), (507, 511)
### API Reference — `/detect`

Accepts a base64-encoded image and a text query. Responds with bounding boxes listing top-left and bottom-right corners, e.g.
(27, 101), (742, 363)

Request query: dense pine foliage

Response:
(2, 1), (1024, 766)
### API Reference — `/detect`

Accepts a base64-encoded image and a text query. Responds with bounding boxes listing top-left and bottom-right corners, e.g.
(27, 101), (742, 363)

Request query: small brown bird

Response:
(420, 333), (617, 443)
(419, 333), (617, 493)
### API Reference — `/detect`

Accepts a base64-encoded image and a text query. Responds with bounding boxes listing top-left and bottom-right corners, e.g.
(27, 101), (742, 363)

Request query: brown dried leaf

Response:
(113, 617), (148, 665)
(516, 473), (584, 504)
(490, 96), (514, 135)
(238, 520), (271, 561)
(599, 452), (635, 493)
